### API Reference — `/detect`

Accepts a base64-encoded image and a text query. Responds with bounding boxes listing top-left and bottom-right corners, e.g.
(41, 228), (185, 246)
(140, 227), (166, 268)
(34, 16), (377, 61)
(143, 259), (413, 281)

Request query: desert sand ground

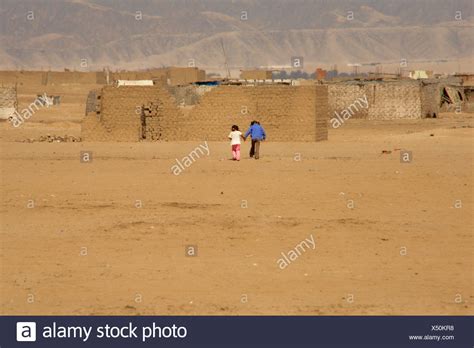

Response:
(0, 83), (472, 315)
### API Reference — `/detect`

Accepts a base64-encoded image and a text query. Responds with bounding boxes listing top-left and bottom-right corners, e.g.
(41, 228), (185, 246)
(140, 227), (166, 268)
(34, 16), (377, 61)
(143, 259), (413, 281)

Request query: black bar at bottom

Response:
(2, 316), (472, 347)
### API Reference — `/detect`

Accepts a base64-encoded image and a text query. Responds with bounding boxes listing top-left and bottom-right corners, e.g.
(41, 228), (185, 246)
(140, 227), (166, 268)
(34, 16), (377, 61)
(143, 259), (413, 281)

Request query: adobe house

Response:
(327, 79), (459, 120)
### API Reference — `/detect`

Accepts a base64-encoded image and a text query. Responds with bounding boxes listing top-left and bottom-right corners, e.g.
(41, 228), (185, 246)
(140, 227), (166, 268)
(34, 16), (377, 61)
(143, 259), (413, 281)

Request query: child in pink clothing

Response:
(228, 125), (244, 161)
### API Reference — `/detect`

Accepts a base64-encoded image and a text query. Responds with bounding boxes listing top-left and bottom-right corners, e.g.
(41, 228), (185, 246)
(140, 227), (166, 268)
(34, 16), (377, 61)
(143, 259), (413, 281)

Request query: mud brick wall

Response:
(81, 113), (110, 140)
(314, 86), (329, 141)
(181, 85), (328, 141)
(166, 85), (216, 106)
(329, 81), (425, 120)
(81, 86), (183, 142)
(420, 82), (441, 118)
(368, 82), (422, 120)
(241, 70), (273, 80)
(141, 101), (166, 141)
(85, 89), (101, 115)
(167, 68), (206, 86)
(0, 69), (206, 87)
(95, 72), (107, 84)
(0, 71), (44, 85)
(0, 71), (17, 84)
(112, 70), (167, 81)
(0, 86), (17, 119)
(328, 84), (370, 119)
(0, 71), (105, 86)
(43, 72), (98, 85)
(82, 84), (328, 142)
(0, 86), (16, 107)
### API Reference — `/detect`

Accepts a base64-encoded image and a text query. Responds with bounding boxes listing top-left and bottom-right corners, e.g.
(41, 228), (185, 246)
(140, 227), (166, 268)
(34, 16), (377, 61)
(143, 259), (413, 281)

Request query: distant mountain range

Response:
(0, 0), (472, 73)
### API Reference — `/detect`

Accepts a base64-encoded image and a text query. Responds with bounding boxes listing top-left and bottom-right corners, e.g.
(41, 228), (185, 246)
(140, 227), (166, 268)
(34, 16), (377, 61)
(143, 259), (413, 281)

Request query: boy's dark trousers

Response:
(250, 140), (261, 159)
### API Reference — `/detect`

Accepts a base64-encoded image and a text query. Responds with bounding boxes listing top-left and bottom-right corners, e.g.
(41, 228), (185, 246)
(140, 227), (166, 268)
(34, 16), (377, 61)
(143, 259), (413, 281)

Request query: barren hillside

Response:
(0, 0), (472, 72)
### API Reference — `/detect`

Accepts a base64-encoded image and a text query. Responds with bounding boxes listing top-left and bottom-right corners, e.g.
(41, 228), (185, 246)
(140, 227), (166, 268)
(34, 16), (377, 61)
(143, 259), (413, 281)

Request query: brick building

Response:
(315, 68), (327, 80)
(328, 80), (443, 120)
(240, 70), (273, 80)
(0, 67), (206, 87)
(82, 86), (183, 141)
(82, 84), (329, 142)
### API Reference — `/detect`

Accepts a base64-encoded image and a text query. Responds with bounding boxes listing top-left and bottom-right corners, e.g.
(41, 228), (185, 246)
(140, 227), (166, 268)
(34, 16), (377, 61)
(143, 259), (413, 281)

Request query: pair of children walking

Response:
(228, 121), (266, 161)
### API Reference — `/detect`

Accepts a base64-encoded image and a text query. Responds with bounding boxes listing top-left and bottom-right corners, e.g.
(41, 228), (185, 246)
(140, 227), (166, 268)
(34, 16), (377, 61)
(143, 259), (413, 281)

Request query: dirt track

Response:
(1, 114), (472, 315)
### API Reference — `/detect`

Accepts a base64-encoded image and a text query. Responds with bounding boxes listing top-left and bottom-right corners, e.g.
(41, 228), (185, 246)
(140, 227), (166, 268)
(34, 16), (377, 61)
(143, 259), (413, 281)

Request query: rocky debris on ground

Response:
(23, 135), (82, 143)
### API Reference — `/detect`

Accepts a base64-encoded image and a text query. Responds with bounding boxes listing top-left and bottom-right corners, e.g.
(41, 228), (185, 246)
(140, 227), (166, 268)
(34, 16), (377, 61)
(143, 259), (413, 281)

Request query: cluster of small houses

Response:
(0, 67), (472, 142)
